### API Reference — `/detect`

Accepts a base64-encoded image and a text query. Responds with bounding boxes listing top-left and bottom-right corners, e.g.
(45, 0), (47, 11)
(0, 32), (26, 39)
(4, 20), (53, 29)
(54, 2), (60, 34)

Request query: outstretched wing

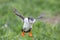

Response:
(13, 8), (24, 20)
(28, 13), (45, 23)
(37, 13), (45, 19)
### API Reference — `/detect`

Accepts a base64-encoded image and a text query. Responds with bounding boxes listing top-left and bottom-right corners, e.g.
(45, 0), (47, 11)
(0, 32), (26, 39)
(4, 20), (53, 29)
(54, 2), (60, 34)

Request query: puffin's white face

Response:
(28, 19), (36, 24)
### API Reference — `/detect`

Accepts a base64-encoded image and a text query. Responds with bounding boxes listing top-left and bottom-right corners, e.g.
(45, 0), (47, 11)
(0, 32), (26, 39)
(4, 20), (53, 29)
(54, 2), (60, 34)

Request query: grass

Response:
(0, 0), (60, 40)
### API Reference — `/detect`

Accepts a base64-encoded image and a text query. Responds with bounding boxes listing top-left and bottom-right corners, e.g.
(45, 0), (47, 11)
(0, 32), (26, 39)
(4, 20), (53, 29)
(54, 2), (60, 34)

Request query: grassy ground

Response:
(0, 0), (60, 40)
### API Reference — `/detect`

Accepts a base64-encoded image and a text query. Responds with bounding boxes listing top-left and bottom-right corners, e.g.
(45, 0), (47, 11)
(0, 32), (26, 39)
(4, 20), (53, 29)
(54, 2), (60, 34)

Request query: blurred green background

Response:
(0, 0), (60, 40)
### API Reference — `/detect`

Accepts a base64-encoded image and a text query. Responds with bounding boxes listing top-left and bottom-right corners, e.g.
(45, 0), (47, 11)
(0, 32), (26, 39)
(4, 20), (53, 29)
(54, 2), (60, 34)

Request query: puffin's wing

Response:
(37, 13), (45, 19)
(13, 8), (24, 20)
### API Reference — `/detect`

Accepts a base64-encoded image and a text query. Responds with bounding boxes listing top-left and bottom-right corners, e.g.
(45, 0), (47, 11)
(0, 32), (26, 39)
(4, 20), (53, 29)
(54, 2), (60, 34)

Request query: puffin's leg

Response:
(29, 29), (32, 37)
(21, 31), (25, 37)
(21, 29), (25, 37)
(29, 31), (32, 37)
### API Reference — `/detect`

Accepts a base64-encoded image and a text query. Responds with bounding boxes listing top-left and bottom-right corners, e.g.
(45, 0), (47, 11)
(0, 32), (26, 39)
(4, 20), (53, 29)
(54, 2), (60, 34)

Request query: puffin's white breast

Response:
(23, 18), (32, 31)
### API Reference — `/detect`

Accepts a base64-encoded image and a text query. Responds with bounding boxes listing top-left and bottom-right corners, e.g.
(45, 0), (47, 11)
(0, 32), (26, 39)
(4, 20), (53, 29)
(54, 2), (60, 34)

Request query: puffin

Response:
(13, 8), (45, 37)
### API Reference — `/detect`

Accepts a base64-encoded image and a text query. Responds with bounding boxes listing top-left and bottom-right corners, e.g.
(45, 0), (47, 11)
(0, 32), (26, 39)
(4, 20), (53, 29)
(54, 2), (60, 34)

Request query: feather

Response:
(13, 8), (24, 20)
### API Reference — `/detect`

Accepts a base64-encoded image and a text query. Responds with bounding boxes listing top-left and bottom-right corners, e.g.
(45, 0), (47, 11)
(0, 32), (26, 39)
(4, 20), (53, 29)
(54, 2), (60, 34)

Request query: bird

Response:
(13, 8), (45, 37)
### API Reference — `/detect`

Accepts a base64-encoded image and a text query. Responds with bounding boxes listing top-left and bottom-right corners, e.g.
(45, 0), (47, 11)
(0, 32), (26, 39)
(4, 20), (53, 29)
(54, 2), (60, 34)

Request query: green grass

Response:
(0, 0), (60, 40)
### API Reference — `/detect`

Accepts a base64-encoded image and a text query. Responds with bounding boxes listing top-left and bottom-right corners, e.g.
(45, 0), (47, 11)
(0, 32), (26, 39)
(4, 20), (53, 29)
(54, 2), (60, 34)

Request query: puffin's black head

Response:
(28, 17), (36, 23)
(28, 17), (34, 21)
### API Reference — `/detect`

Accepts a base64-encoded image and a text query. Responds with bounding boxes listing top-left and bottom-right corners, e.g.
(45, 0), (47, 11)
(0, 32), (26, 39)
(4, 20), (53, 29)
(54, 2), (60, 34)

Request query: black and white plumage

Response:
(13, 8), (24, 20)
(22, 17), (36, 32)
(13, 8), (44, 32)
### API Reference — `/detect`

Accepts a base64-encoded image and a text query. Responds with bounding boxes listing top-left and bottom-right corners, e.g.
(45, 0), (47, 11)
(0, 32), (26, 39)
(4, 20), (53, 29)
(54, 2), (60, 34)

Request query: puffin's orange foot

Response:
(29, 32), (32, 37)
(21, 32), (25, 37)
